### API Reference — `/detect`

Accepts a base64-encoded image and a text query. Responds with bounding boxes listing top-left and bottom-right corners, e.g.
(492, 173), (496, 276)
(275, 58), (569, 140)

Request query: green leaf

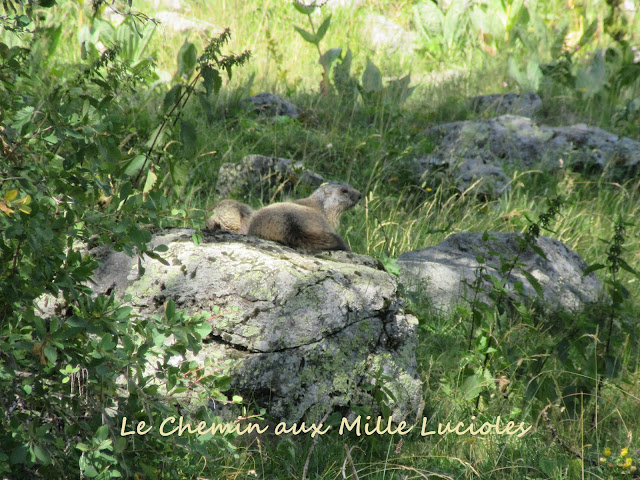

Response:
(95, 424), (109, 441)
(293, 1), (317, 15)
(33, 445), (51, 466)
(293, 25), (318, 45)
(521, 270), (544, 298)
(461, 373), (484, 400)
(163, 84), (182, 113)
(319, 47), (341, 71)
(316, 14), (331, 43)
(123, 155), (147, 177)
(143, 170), (157, 194)
(195, 322), (212, 338)
(201, 66), (222, 96)
(133, 20), (156, 62)
(10, 445), (28, 464)
(177, 40), (197, 79)
(618, 258), (638, 277)
(165, 300), (176, 321)
(582, 263), (605, 277)
(179, 120), (197, 158)
(44, 345), (57, 364)
(146, 250), (170, 266)
(361, 59), (382, 93)
(578, 19), (597, 47)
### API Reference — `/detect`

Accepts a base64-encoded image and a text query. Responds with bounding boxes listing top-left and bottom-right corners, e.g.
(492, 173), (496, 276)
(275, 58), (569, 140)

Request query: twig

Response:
(342, 444), (360, 480)
(541, 408), (598, 466)
(302, 412), (329, 480)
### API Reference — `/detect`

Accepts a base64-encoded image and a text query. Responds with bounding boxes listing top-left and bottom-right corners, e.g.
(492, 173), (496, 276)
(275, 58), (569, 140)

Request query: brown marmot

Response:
(247, 182), (362, 251)
(205, 199), (254, 234)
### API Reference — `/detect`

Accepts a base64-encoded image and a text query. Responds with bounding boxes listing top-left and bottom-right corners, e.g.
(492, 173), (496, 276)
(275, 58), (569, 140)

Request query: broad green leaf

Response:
(319, 47), (341, 70)
(461, 373), (484, 400)
(293, 25), (317, 45)
(123, 155), (147, 177)
(44, 345), (57, 364)
(316, 14), (331, 43)
(582, 263), (605, 277)
(293, 1), (317, 15)
(177, 40), (197, 79)
(33, 445), (51, 466)
(521, 270), (544, 298)
(3, 189), (17, 202)
(163, 84), (182, 113)
(578, 19), (598, 47)
(133, 21), (156, 62)
(143, 170), (157, 194)
(361, 59), (382, 93)
(201, 66), (222, 96)
(165, 300), (176, 321)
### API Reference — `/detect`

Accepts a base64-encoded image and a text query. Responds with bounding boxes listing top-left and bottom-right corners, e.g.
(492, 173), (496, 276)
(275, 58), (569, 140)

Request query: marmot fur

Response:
(205, 199), (254, 234)
(247, 182), (362, 251)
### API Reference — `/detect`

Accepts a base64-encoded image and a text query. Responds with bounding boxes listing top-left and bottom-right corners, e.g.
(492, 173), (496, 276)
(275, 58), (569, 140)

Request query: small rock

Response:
(245, 92), (300, 119)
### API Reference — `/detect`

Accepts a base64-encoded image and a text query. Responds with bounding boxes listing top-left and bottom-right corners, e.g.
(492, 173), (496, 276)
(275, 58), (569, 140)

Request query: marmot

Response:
(205, 199), (254, 234)
(247, 182), (362, 251)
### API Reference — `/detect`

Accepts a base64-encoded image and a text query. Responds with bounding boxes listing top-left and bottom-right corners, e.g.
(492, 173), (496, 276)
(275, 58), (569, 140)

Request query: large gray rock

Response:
(89, 229), (424, 423)
(362, 14), (417, 52)
(398, 232), (603, 313)
(470, 92), (542, 117)
(414, 115), (640, 196)
(245, 92), (300, 119)
(215, 154), (326, 201)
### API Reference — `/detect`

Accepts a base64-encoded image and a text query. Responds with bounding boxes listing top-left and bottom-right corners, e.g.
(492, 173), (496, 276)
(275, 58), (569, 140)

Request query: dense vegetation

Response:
(1, 0), (639, 478)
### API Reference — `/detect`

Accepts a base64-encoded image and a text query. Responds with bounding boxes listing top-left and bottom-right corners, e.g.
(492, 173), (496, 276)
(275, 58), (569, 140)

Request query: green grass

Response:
(3, 0), (640, 477)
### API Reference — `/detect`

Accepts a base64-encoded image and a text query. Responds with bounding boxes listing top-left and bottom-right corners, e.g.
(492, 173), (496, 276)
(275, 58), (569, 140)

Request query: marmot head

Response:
(311, 181), (362, 215)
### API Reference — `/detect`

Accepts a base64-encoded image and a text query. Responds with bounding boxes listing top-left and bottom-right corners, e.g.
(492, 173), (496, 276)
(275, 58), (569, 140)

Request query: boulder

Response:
(215, 154), (325, 201)
(362, 14), (417, 52)
(414, 115), (640, 196)
(244, 92), (301, 119)
(89, 229), (424, 423)
(397, 232), (603, 313)
(470, 92), (542, 117)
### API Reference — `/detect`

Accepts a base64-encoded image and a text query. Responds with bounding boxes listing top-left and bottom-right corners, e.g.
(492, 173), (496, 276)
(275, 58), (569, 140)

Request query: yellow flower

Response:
(623, 457), (632, 468)
(620, 447), (629, 457)
(599, 457), (606, 464)
(604, 447), (612, 457)
(630, 465), (637, 473)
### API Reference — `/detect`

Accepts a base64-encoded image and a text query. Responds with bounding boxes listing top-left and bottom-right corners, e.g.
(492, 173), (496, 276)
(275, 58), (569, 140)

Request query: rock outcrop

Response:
(414, 115), (640, 197)
(470, 92), (542, 117)
(398, 232), (603, 313)
(215, 154), (326, 201)
(244, 92), (301, 119)
(88, 229), (424, 423)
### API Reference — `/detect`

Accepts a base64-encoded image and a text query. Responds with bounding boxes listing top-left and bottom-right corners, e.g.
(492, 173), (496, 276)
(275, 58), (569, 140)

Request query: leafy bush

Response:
(0, 3), (250, 477)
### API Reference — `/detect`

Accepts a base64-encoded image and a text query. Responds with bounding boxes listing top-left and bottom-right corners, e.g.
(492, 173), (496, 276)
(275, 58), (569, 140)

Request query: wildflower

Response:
(623, 457), (632, 468)
(604, 447), (612, 457)
(621, 447), (629, 457)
